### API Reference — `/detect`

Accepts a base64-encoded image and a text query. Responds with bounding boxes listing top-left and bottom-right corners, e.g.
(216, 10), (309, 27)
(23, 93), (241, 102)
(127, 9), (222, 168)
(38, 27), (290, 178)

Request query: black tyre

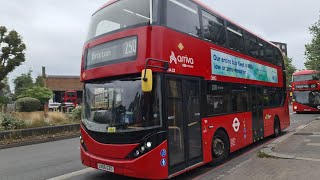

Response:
(273, 118), (281, 138)
(208, 130), (229, 166)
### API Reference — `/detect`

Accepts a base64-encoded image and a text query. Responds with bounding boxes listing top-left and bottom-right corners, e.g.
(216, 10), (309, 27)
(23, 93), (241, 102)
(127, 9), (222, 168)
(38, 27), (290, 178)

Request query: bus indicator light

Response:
(134, 150), (140, 157)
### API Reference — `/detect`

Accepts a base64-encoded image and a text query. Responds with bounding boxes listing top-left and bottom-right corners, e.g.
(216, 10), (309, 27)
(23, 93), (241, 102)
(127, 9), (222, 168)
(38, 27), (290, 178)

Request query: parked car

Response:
(48, 102), (61, 112)
(59, 102), (75, 113)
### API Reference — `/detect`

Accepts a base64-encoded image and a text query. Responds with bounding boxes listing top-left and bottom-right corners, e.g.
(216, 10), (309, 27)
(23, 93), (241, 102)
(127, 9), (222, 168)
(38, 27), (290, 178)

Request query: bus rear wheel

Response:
(209, 130), (229, 166)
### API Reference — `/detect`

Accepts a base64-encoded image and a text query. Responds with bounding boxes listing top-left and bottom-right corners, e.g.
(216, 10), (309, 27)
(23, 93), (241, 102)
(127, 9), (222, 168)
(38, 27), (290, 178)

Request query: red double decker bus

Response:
(61, 90), (78, 106)
(80, 0), (290, 179)
(292, 70), (320, 113)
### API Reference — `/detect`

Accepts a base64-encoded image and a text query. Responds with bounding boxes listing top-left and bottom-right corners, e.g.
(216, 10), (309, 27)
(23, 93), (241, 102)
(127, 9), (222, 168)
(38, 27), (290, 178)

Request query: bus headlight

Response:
(134, 150), (140, 157)
(127, 131), (166, 159)
(294, 106), (298, 110)
(140, 146), (146, 153)
(145, 142), (152, 149)
(80, 136), (88, 152)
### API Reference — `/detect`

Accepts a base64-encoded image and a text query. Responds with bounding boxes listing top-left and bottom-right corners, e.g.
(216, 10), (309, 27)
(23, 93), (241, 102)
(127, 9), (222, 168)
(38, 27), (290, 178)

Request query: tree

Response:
(0, 77), (11, 112)
(0, 77), (10, 96)
(0, 26), (26, 91)
(17, 86), (53, 105)
(284, 56), (297, 86)
(13, 70), (33, 98)
(305, 16), (320, 70)
(34, 76), (45, 87)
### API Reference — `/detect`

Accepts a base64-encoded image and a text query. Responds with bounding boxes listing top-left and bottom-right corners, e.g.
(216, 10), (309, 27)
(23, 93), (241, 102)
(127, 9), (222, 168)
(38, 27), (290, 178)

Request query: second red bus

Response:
(292, 70), (320, 113)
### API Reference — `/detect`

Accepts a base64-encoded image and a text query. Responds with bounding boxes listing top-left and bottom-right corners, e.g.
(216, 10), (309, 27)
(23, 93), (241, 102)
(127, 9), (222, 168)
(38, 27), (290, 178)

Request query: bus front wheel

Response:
(209, 130), (229, 166)
(273, 118), (281, 138)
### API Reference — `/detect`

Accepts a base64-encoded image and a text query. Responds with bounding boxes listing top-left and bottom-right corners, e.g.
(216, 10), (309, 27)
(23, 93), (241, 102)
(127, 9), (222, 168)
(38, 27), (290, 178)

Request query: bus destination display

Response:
(86, 36), (137, 69)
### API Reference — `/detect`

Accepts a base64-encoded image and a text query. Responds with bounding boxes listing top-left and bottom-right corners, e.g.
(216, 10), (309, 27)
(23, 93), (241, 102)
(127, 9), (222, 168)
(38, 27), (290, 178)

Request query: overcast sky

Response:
(0, 0), (319, 89)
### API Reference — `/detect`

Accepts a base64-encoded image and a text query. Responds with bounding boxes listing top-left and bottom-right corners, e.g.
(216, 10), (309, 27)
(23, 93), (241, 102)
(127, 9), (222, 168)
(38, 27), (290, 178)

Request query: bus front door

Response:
(165, 76), (203, 175)
(251, 86), (264, 142)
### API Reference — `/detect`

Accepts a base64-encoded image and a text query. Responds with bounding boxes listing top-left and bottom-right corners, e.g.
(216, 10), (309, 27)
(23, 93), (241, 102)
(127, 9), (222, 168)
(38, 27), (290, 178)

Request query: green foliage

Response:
(0, 77), (10, 96)
(0, 26), (26, 92)
(34, 76), (45, 87)
(13, 70), (34, 98)
(284, 56), (297, 86)
(71, 105), (83, 121)
(0, 96), (9, 105)
(15, 97), (41, 112)
(0, 78), (11, 110)
(305, 16), (320, 71)
(0, 113), (26, 130)
(18, 86), (53, 105)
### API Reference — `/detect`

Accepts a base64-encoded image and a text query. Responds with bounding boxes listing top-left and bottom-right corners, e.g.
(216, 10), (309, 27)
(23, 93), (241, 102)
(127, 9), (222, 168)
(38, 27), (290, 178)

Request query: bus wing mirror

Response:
(141, 69), (153, 92)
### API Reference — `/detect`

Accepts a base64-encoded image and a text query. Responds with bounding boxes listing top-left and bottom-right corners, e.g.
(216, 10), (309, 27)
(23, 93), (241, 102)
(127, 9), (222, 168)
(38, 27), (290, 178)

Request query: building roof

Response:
(45, 76), (83, 91)
(46, 75), (80, 79)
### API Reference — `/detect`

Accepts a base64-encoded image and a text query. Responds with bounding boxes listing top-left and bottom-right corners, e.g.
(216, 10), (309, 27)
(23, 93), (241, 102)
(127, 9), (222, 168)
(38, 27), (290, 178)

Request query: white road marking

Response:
(310, 135), (320, 137)
(47, 168), (96, 180)
(306, 143), (320, 147)
(304, 139), (311, 142)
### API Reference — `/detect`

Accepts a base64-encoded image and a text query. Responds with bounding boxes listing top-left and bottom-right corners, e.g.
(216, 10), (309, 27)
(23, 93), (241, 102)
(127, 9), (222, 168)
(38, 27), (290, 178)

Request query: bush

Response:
(15, 97), (41, 112)
(48, 112), (67, 124)
(25, 116), (48, 128)
(0, 113), (26, 130)
(13, 112), (48, 128)
(71, 105), (83, 121)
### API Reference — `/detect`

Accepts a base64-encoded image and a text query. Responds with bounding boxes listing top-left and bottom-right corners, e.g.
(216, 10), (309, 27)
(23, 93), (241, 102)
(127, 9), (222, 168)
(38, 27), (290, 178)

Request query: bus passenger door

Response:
(165, 76), (203, 175)
(251, 86), (264, 142)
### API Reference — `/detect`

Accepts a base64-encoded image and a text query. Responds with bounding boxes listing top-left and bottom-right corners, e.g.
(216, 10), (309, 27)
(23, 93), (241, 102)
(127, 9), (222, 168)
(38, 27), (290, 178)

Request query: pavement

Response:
(261, 117), (320, 161)
(217, 115), (320, 180)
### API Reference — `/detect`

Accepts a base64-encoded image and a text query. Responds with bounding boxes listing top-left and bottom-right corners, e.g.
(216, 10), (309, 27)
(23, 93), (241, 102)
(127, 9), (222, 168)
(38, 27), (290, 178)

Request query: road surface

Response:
(0, 108), (318, 180)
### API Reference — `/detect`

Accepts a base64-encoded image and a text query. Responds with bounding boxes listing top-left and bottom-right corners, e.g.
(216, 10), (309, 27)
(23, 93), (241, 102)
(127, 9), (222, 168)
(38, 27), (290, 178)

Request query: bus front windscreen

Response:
(293, 74), (320, 82)
(83, 76), (161, 133)
(86, 0), (151, 40)
(294, 91), (320, 107)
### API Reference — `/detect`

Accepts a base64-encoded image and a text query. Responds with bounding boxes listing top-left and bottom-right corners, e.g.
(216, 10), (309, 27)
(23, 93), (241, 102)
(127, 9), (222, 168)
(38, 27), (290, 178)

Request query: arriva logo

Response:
(169, 51), (194, 68)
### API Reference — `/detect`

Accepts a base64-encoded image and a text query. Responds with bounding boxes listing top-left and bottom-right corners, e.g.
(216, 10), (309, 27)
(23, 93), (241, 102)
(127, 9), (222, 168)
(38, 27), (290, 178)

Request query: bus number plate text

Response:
(97, 163), (114, 173)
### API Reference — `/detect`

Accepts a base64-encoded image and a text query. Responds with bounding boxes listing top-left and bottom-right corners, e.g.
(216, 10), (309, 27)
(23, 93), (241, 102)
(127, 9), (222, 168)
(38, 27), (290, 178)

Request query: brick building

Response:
(45, 75), (83, 104)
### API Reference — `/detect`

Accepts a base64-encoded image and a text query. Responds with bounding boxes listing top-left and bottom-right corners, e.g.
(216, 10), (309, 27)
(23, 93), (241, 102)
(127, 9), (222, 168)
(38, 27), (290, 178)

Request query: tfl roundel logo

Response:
(232, 118), (240, 132)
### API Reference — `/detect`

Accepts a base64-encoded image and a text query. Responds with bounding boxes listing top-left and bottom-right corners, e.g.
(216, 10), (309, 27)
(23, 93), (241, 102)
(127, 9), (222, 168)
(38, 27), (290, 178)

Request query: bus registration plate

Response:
(97, 163), (114, 173)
